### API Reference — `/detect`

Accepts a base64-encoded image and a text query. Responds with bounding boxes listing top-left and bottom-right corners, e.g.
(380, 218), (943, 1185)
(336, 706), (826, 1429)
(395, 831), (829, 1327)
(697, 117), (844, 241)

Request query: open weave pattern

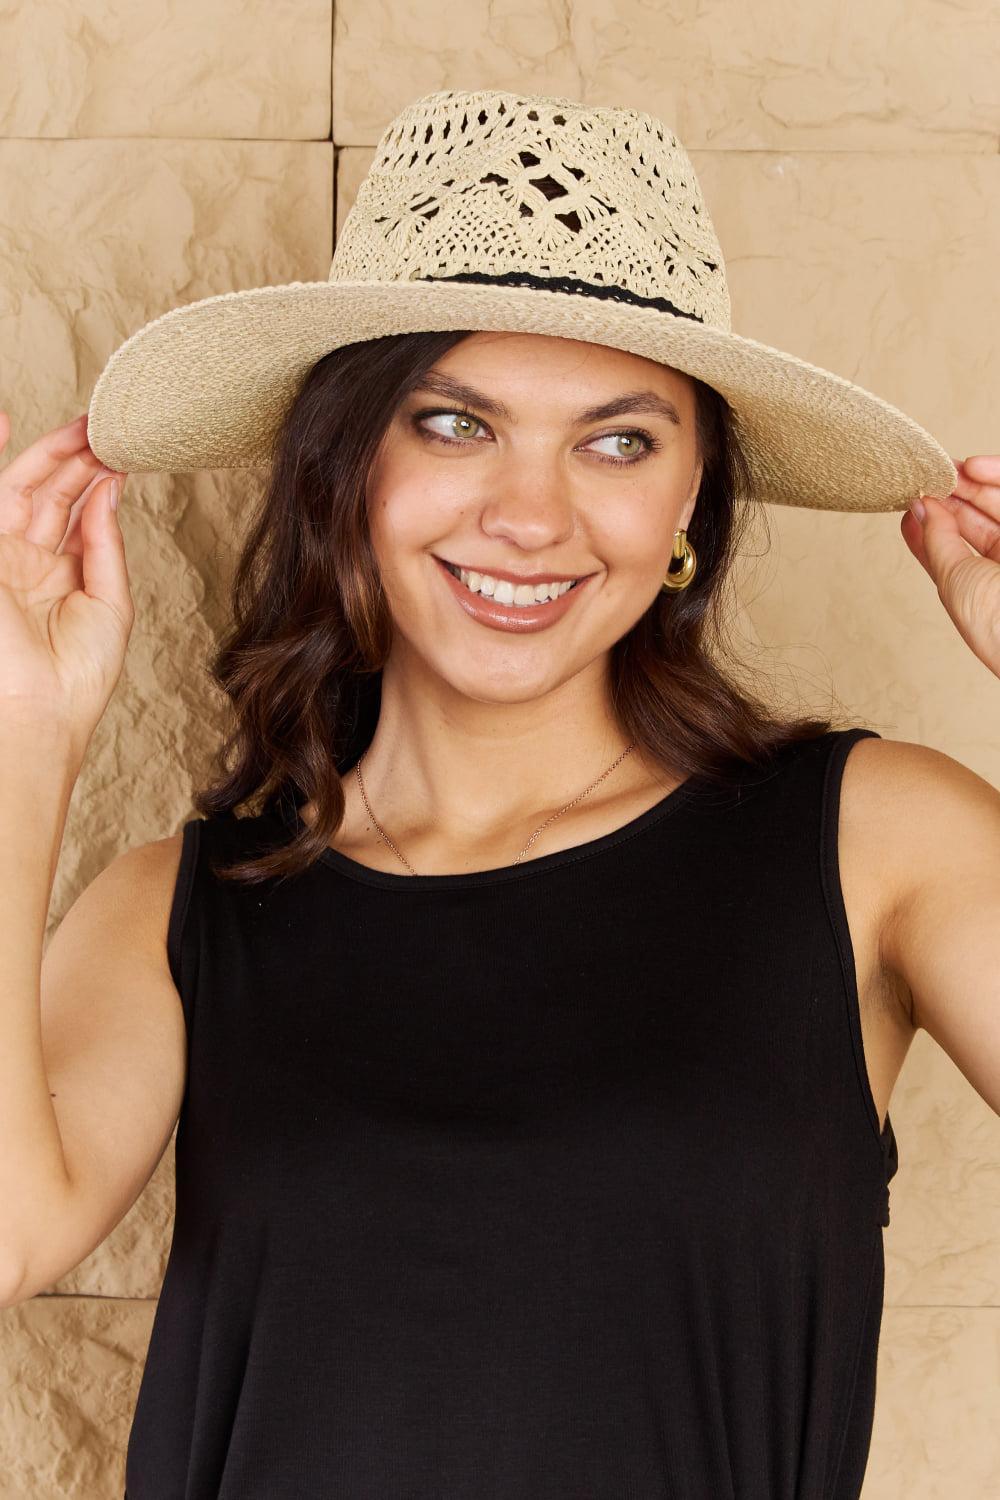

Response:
(329, 90), (732, 333)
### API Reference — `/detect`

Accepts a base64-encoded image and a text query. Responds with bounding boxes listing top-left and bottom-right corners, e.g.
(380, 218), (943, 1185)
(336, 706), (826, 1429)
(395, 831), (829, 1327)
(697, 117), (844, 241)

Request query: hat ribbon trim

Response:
(417, 269), (706, 323)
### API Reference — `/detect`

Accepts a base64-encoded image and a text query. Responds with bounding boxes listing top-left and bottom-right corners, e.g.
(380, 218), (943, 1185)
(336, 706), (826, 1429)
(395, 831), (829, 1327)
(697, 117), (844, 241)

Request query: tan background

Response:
(1, 2), (999, 1495)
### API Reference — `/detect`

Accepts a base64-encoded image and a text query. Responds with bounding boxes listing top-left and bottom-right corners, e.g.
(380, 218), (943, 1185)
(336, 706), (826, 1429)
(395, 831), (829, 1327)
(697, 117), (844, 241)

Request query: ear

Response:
(680, 457), (704, 530)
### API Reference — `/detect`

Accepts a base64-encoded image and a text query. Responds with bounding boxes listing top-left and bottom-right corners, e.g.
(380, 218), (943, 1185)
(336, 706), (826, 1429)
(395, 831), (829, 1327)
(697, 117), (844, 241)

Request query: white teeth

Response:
(453, 565), (577, 607)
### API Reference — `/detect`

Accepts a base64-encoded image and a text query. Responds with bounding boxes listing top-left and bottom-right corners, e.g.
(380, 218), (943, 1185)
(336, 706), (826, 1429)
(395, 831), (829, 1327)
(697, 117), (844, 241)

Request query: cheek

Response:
(367, 452), (427, 551)
(591, 500), (676, 581)
(367, 468), (470, 577)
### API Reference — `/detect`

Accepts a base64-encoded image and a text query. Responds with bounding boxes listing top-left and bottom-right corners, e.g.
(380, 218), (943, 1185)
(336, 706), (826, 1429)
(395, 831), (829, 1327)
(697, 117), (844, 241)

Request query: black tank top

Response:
(123, 725), (898, 1499)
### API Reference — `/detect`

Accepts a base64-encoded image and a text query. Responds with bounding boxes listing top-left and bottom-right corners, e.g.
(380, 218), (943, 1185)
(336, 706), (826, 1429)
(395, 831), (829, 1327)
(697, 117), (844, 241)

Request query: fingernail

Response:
(110, 479), (119, 512)
(908, 497), (927, 523)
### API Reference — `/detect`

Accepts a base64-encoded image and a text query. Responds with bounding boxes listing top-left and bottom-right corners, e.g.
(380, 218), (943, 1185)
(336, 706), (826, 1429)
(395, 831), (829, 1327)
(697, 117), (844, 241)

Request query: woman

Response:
(2, 89), (998, 1499)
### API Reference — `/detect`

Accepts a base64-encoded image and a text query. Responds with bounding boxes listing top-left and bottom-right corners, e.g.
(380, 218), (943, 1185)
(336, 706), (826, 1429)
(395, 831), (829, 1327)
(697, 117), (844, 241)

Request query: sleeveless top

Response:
(123, 725), (899, 1500)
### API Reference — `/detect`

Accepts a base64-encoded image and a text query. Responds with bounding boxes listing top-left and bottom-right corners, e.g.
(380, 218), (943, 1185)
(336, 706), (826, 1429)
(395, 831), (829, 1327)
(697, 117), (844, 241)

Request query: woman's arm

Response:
(869, 736), (1000, 1118)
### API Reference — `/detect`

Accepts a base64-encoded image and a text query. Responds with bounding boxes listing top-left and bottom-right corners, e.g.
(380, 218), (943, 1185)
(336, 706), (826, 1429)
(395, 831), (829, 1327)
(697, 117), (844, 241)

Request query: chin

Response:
(429, 650), (585, 707)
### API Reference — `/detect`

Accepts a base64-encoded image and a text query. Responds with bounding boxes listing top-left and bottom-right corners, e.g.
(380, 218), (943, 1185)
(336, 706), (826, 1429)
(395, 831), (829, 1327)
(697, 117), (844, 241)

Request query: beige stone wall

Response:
(2, 2), (999, 1494)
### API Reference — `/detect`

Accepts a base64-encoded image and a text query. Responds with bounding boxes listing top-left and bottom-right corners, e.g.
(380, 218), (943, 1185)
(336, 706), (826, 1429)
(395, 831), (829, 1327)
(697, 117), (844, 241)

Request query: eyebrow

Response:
(409, 371), (682, 427)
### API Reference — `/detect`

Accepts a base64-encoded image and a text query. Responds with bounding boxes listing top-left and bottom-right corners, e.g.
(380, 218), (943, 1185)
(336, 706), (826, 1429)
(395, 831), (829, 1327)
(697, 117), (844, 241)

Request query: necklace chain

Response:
(354, 742), (638, 876)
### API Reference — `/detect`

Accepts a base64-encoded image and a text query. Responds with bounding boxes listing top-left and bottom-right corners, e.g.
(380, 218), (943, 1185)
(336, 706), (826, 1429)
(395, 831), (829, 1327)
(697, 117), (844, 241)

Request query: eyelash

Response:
(412, 408), (662, 467)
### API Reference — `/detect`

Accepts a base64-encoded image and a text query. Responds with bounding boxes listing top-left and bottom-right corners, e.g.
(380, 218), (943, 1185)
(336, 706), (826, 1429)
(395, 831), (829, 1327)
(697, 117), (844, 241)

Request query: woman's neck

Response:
(315, 659), (678, 873)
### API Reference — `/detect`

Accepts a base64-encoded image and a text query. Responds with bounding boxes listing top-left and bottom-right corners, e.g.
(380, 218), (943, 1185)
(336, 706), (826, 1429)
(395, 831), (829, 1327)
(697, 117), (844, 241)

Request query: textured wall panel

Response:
(332, 0), (1000, 151)
(885, 1032), (1000, 1306)
(0, 1297), (154, 1499)
(867, 1306), (1000, 1495)
(0, 0), (331, 139)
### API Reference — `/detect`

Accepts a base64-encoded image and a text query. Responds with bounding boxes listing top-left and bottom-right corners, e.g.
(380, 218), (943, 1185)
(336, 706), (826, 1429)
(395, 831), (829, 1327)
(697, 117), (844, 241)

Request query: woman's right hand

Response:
(0, 408), (135, 757)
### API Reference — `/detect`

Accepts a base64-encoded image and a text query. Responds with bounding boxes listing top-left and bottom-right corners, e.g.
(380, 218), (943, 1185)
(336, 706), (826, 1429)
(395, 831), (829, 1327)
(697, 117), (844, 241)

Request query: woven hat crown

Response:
(329, 89), (732, 332)
(84, 83), (957, 510)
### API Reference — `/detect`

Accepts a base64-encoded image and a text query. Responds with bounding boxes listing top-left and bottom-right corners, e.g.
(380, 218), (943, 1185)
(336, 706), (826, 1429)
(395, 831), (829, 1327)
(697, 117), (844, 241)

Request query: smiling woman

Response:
(46, 83), (973, 1500)
(188, 324), (838, 885)
(121, 328), (907, 1500)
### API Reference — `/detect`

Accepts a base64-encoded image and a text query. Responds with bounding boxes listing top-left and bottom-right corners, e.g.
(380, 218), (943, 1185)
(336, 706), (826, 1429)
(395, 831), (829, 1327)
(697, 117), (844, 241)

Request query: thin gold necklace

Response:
(354, 742), (638, 876)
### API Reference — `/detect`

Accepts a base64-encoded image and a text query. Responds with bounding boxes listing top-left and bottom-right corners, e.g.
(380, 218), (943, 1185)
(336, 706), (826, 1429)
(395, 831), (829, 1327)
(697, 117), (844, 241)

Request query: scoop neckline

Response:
(275, 770), (708, 890)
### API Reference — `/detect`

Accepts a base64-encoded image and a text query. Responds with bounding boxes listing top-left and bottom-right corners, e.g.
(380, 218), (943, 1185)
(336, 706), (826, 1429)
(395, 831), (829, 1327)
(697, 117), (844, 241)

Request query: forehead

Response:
(422, 331), (695, 418)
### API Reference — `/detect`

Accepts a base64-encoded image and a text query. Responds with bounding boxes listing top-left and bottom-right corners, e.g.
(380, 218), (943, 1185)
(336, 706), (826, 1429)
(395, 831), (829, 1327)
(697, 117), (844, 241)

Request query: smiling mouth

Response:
(440, 560), (584, 607)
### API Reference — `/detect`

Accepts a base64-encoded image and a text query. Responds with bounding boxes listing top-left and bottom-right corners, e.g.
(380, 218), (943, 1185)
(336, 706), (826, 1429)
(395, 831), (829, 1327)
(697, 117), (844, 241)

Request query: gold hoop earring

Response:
(661, 528), (697, 592)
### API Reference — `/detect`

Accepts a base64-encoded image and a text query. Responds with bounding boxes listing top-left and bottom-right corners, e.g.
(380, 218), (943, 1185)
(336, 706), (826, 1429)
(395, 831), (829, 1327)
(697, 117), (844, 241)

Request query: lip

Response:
(434, 555), (593, 634)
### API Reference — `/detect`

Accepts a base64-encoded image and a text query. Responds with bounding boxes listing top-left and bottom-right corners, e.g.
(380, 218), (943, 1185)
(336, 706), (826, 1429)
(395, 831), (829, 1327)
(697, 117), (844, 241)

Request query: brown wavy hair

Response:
(192, 328), (850, 884)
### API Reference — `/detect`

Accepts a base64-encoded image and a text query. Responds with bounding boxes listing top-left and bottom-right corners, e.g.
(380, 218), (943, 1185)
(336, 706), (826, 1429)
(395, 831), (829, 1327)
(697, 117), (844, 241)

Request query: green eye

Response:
(585, 430), (658, 464)
(417, 410), (486, 443)
(414, 409), (660, 467)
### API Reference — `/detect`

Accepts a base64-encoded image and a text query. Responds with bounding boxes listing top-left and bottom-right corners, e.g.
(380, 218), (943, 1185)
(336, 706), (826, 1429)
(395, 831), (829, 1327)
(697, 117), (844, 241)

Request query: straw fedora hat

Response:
(85, 87), (957, 514)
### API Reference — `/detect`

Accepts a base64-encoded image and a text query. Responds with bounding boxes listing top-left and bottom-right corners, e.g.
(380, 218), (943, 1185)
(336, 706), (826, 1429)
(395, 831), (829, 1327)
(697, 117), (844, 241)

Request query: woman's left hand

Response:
(901, 455), (1000, 678)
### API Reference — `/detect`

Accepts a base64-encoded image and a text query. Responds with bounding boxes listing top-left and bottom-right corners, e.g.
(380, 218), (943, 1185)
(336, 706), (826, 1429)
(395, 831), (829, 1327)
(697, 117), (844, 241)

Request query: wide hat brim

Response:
(86, 277), (957, 513)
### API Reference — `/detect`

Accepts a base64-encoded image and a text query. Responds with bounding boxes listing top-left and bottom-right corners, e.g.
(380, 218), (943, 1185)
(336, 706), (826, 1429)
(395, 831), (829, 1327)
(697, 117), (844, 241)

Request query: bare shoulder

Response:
(840, 733), (1000, 853)
(121, 827), (187, 909)
(41, 828), (191, 1019)
(79, 829), (188, 956)
(41, 824), (193, 1126)
(838, 734), (1000, 1119)
(839, 732), (1000, 982)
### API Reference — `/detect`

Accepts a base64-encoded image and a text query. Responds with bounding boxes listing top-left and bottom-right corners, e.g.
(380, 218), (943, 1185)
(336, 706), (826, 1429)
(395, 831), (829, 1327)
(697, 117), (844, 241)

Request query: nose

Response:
(477, 454), (576, 553)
